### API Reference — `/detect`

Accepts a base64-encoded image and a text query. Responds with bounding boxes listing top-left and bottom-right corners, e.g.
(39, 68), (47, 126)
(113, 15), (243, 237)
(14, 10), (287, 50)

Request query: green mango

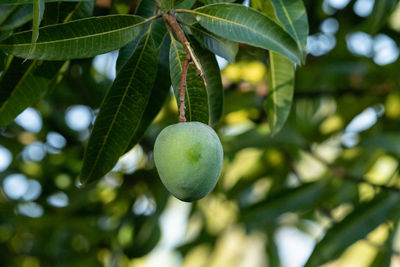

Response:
(154, 122), (223, 202)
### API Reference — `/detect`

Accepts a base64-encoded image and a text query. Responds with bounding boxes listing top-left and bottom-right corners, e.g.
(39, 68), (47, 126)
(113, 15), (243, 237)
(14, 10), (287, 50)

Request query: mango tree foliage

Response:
(1, 0), (400, 266)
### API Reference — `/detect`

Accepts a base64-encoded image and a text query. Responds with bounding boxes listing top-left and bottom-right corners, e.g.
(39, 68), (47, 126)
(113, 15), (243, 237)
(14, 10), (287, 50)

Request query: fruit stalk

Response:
(162, 12), (206, 122)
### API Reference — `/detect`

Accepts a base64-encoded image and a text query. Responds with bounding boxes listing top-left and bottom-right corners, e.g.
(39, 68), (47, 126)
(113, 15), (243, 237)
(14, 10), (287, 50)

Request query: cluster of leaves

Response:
(1, 0), (400, 266)
(0, 0), (308, 185)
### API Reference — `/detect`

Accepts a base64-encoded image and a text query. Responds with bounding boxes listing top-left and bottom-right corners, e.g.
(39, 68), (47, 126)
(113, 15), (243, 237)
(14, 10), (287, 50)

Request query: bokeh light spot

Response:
(14, 108), (42, 133)
(65, 105), (93, 131)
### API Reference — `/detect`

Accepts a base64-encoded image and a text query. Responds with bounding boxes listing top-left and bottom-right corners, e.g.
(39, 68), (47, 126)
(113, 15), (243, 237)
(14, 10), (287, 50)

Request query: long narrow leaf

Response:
(0, 0), (90, 4)
(270, 0), (309, 60)
(183, 3), (301, 64)
(0, 5), (32, 31)
(190, 39), (223, 125)
(169, 38), (209, 124)
(0, 15), (147, 60)
(30, 0), (45, 56)
(80, 32), (159, 184)
(266, 52), (295, 135)
(188, 24), (238, 62)
(0, 2), (94, 126)
(125, 36), (171, 152)
(305, 192), (400, 267)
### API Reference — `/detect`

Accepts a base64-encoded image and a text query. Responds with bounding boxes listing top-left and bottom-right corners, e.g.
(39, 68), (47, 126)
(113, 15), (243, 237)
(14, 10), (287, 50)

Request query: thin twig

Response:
(162, 12), (207, 122)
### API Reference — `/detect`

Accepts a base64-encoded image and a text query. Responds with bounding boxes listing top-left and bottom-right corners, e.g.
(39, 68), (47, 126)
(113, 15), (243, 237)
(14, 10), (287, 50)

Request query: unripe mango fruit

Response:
(154, 122), (223, 202)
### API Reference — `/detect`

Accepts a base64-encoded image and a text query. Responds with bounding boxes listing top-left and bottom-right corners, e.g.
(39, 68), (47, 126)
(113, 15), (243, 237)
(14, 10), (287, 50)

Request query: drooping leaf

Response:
(359, 134), (400, 158)
(198, 0), (235, 4)
(0, 4), (32, 31)
(305, 192), (400, 267)
(41, 1), (93, 25)
(30, 0), (45, 56)
(80, 32), (159, 184)
(169, 38), (209, 124)
(125, 36), (171, 152)
(0, 2), (91, 126)
(0, 58), (64, 126)
(241, 180), (327, 222)
(135, 0), (155, 17)
(0, 0), (90, 4)
(188, 24), (238, 62)
(0, 15), (147, 60)
(190, 39), (223, 125)
(269, 0), (309, 60)
(183, 3), (302, 64)
(266, 52), (295, 135)
(369, 0), (397, 33)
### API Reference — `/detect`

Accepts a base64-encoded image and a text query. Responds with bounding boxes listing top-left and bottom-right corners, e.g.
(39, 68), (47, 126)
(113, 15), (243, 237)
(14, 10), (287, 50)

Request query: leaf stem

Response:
(162, 12), (206, 122)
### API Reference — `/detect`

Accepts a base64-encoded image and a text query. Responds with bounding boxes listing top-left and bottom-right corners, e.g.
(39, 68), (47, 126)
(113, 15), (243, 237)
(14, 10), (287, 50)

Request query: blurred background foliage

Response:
(1, 0), (400, 266)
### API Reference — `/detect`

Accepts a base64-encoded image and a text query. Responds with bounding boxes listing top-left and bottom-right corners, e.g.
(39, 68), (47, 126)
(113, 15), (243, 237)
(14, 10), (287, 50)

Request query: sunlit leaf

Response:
(266, 52), (295, 135)
(183, 3), (301, 64)
(305, 193), (400, 267)
(269, 0), (309, 60)
(241, 180), (327, 222)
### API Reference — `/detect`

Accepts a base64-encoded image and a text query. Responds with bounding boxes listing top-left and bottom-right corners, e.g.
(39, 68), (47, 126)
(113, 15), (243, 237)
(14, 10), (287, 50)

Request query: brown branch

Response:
(162, 12), (207, 122)
(179, 54), (190, 122)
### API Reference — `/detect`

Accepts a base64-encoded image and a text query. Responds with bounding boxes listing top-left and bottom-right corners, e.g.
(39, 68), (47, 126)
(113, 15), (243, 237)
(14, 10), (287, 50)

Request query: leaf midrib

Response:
(269, 53), (277, 126)
(0, 17), (147, 48)
(85, 33), (151, 181)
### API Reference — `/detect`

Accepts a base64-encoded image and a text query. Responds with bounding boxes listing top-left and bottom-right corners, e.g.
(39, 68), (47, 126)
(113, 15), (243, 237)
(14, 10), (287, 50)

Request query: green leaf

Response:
(30, 0), (45, 56)
(117, 18), (166, 74)
(198, 0), (235, 4)
(269, 0), (309, 60)
(251, 0), (277, 23)
(0, 0), (94, 126)
(359, 134), (400, 158)
(0, 15), (147, 60)
(241, 180), (327, 222)
(184, 3), (301, 64)
(0, 4), (32, 31)
(156, 0), (185, 12)
(0, 58), (63, 126)
(0, 0), (90, 4)
(169, 38), (209, 124)
(305, 193), (400, 267)
(190, 39), (223, 125)
(266, 52), (295, 135)
(369, 0), (397, 33)
(0, 5), (16, 25)
(80, 32), (159, 184)
(188, 24), (238, 62)
(125, 36), (171, 152)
